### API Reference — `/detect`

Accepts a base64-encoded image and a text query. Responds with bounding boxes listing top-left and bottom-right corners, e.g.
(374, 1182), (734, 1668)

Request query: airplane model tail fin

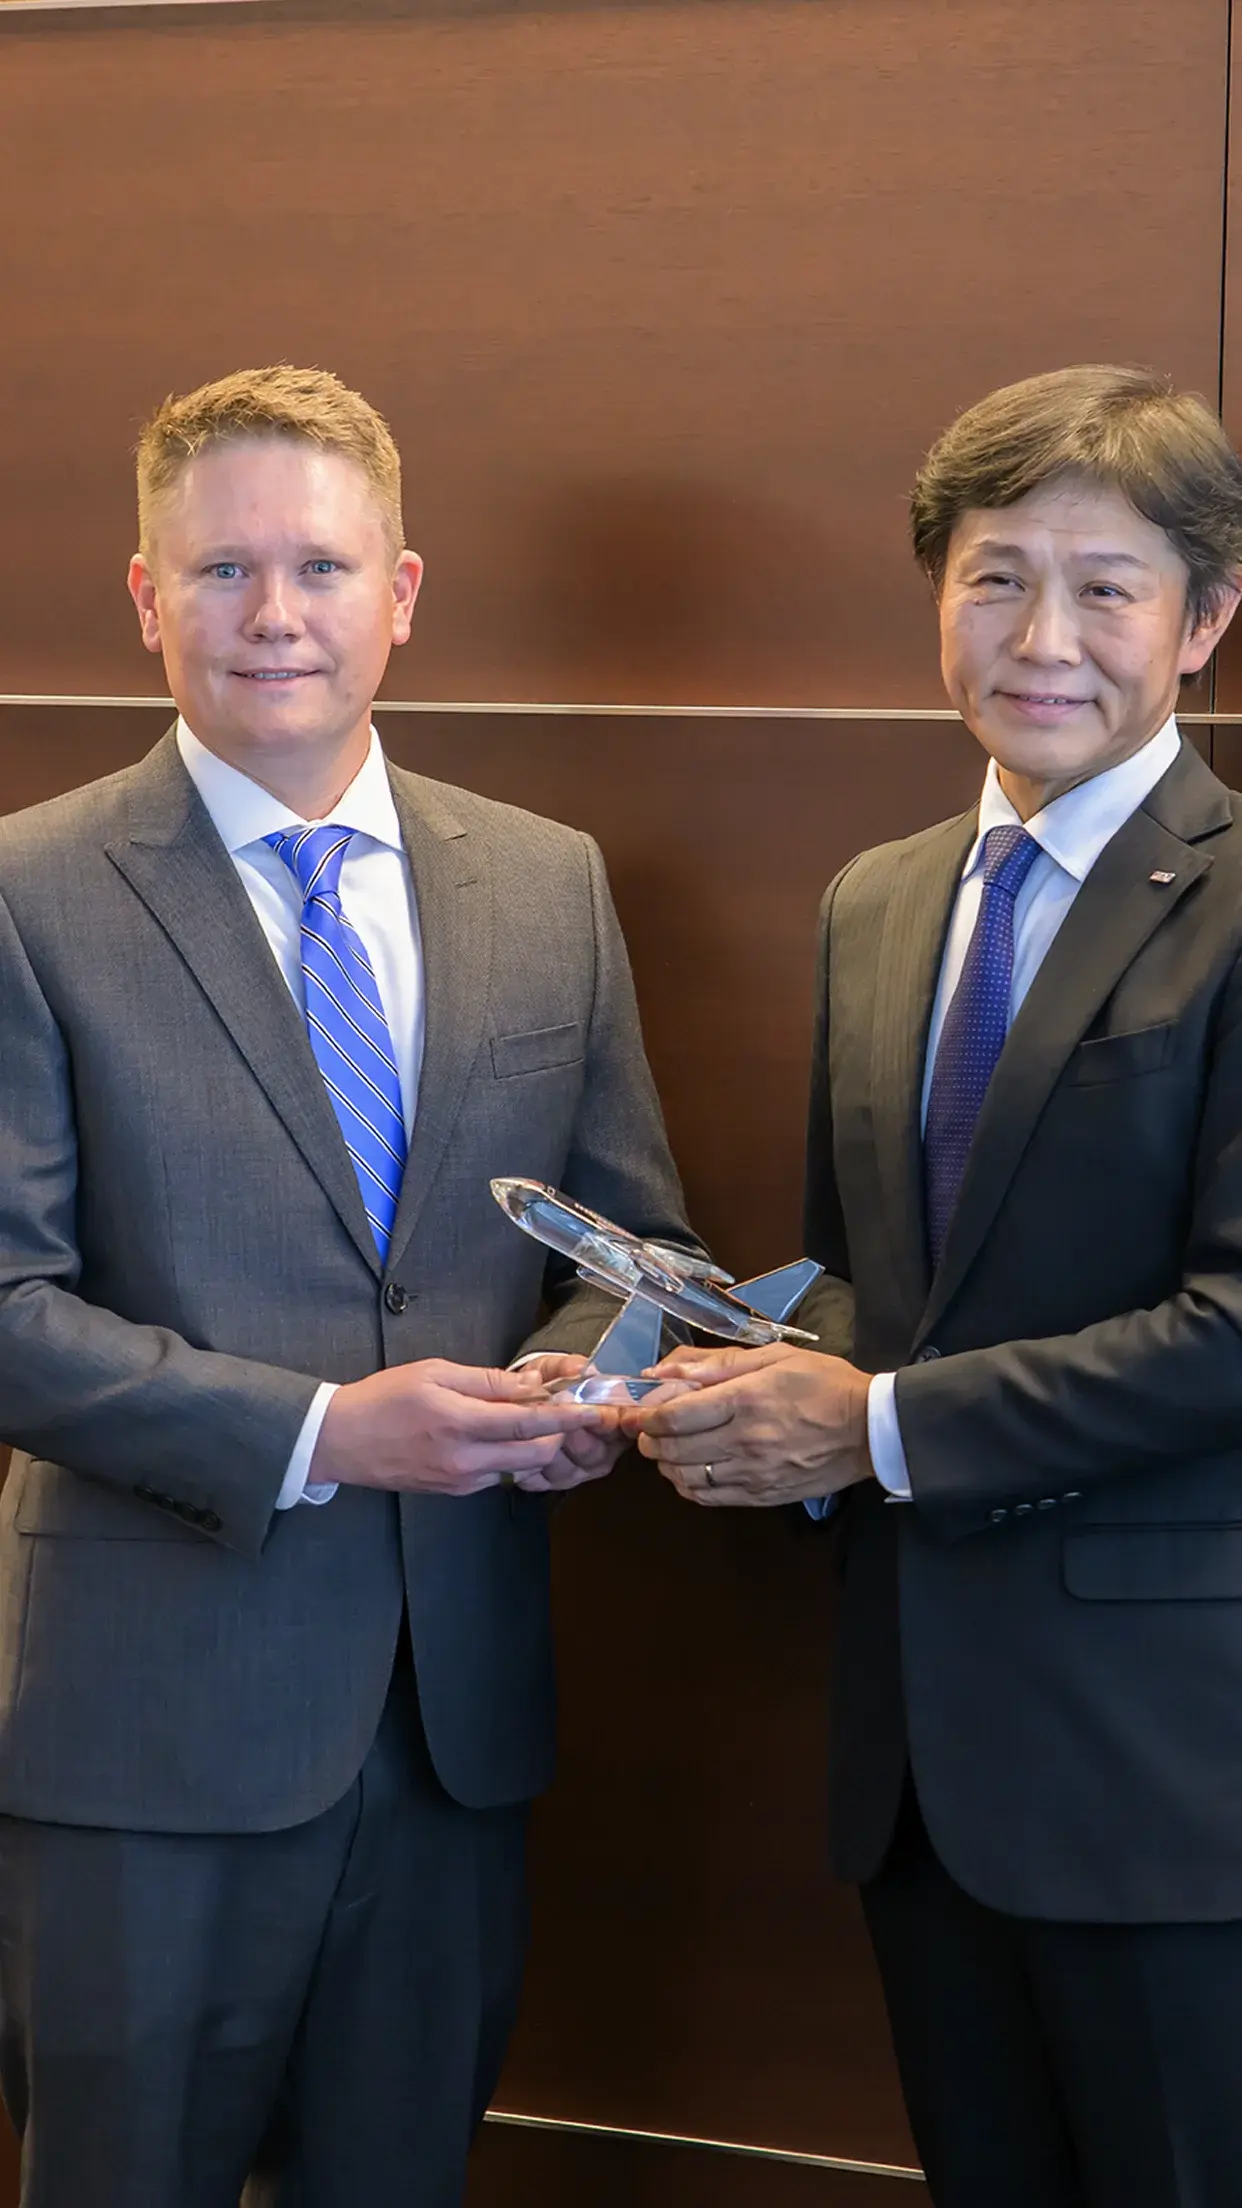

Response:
(733, 1258), (823, 1323)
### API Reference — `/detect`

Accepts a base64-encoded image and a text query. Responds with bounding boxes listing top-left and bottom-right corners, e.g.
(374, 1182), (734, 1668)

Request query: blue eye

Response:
(209, 563), (243, 581)
(307, 560), (339, 576)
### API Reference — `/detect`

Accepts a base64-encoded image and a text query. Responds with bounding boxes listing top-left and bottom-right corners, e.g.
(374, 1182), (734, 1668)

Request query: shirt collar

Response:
(175, 718), (403, 856)
(964, 714), (1183, 885)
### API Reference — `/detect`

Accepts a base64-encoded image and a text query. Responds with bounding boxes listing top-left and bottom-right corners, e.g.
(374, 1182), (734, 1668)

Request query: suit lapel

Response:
(870, 813), (976, 1328)
(384, 770), (491, 1274)
(106, 732), (380, 1274)
(917, 742), (1228, 1344)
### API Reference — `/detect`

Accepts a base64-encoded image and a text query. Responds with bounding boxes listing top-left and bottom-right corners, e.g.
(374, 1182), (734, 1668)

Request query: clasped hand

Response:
(621, 1344), (874, 1507)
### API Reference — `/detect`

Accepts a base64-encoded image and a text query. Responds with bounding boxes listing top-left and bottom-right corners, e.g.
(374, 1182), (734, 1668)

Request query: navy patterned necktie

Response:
(266, 825), (407, 1263)
(923, 824), (1042, 1268)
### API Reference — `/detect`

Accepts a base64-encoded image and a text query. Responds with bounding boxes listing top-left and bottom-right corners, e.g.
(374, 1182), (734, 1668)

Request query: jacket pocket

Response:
(1063, 1524), (1242, 1601)
(490, 1023), (585, 1078)
(13, 1460), (204, 1542)
(1063, 1022), (1177, 1086)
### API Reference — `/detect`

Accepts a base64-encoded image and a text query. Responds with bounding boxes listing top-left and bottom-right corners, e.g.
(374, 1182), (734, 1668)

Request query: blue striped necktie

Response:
(923, 824), (1041, 1268)
(266, 824), (407, 1263)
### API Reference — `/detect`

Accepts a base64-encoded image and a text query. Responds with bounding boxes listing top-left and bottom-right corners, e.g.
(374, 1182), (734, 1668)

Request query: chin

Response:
(235, 699), (326, 741)
(973, 709), (1099, 780)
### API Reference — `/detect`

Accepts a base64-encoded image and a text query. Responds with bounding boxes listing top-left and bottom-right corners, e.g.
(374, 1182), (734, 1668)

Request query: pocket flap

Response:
(1063, 1524), (1242, 1601)
(490, 1023), (584, 1078)
(1063, 1022), (1176, 1086)
(13, 1460), (203, 1541)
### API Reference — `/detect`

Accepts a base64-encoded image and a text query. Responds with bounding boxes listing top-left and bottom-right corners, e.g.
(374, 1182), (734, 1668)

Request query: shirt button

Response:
(989, 1507), (1008, 1523)
(1014, 1503), (1034, 1516)
(383, 1282), (409, 1316)
(1036, 1497), (1057, 1511)
(198, 1509), (223, 1534)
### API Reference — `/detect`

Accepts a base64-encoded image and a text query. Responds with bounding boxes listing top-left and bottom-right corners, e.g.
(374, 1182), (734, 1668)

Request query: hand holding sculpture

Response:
(623, 1343), (875, 1507)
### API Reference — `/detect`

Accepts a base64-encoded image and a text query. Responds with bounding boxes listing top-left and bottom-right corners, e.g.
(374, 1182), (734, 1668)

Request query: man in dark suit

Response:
(631, 365), (1242, 2206)
(0, 364), (692, 2205)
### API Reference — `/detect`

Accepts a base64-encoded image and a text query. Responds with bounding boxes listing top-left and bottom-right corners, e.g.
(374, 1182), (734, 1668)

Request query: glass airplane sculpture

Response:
(491, 1176), (824, 1403)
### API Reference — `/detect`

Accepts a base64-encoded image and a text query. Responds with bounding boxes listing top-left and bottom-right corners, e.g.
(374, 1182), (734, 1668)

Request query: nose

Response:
(245, 572), (305, 641)
(1012, 583), (1082, 666)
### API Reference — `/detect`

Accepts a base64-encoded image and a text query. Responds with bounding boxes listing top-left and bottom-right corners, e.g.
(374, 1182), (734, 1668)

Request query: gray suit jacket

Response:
(805, 737), (1242, 1921)
(0, 731), (690, 1832)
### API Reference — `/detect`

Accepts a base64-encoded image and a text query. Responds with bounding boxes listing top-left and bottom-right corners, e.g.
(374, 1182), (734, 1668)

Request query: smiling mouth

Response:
(1002, 692), (1090, 707)
(234, 669), (321, 682)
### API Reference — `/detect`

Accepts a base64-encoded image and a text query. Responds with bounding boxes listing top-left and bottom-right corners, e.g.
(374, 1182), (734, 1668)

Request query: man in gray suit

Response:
(0, 364), (691, 2206)
(633, 367), (1242, 2205)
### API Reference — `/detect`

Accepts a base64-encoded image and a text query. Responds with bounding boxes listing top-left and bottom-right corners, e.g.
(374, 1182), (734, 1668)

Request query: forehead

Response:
(948, 478), (1185, 576)
(160, 436), (384, 548)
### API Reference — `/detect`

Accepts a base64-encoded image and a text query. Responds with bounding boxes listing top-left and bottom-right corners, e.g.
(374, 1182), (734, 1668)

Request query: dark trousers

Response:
(862, 1783), (1242, 2208)
(0, 1645), (528, 2208)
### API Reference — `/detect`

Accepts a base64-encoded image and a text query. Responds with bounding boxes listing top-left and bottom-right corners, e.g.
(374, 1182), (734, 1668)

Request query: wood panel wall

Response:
(0, 1), (1235, 2200)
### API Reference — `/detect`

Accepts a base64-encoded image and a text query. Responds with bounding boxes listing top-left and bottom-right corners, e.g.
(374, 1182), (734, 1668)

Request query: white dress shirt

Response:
(862, 714), (1183, 1499)
(176, 719), (425, 1506)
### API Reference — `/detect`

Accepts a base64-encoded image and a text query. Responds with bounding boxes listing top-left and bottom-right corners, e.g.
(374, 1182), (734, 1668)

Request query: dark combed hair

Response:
(911, 364), (1242, 625)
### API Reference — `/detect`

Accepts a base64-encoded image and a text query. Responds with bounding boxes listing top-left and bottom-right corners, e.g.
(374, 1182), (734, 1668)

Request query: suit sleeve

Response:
(515, 834), (704, 1362)
(896, 939), (1242, 1543)
(799, 867), (858, 1360)
(0, 885), (320, 1558)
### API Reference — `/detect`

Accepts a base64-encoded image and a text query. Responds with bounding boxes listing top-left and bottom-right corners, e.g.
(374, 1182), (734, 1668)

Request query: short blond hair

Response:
(136, 364), (405, 561)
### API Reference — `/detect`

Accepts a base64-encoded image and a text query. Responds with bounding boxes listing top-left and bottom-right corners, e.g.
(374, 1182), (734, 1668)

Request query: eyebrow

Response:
(967, 540), (1153, 571)
(195, 543), (347, 562)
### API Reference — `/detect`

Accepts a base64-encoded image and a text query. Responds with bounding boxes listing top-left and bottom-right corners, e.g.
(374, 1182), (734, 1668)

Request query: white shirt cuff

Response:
(867, 1371), (912, 1500)
(275, 1383), (339, 1509)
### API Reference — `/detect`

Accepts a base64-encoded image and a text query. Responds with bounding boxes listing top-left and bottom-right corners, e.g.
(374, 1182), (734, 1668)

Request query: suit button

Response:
(1036, 1497), (1057, 1511)
(1014, 1503), (1034, 1516)
(1063, 1491), (1083, 1502)
(914, 1345), (941, 1363)
(384, 1282), (409, 1316)
(989, 1507), (1008, 1523)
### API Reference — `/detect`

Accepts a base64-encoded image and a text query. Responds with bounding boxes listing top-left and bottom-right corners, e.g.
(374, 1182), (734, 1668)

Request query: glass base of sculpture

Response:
(547, 1369), (700, 1407)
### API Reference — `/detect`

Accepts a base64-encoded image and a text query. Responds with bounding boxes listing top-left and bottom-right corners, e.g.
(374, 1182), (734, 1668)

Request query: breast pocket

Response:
(1062, 1021), (1177, 1087)
(489, 1024), (585, 1079)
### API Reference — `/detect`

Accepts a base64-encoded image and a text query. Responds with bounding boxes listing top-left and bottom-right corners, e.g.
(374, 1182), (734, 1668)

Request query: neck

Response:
(201, 718), (373, 820)
(994, 716), (1173, 823)
(996, 766), (1087, 821)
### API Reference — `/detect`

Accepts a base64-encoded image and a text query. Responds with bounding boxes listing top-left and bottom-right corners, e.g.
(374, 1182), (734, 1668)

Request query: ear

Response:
(390, 551), (424, 648)
(1179, 578), (1242, 677)
(127, 555), (164, 656)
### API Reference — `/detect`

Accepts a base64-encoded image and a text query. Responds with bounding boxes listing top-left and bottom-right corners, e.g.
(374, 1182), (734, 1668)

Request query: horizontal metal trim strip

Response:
(1, 1), (251, 14)
(483, 2107), (924, 2181)
(2, 693), (1240, 724)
